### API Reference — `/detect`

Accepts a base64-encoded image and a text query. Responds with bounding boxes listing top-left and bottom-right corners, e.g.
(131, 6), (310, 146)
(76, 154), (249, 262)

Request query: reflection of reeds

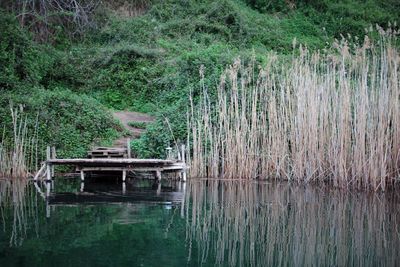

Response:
(185, 180), (400, 266)
(189, 28), (400, 190)
(0, 179), (39, 247)
(0, 105), (40, 178)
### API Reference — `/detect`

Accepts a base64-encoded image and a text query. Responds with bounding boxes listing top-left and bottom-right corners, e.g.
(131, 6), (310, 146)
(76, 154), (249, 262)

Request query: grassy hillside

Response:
(0, 0), (399, 158)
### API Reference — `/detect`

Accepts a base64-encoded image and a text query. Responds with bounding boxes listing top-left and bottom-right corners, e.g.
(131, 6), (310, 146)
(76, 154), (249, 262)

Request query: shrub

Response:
(0, 12), (53, 89)
(0, 88), (121, 158)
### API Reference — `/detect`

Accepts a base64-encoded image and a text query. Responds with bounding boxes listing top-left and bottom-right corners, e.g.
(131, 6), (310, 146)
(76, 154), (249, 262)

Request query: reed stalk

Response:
(0, 105), (40, 178)
(189, 27), (400, 190)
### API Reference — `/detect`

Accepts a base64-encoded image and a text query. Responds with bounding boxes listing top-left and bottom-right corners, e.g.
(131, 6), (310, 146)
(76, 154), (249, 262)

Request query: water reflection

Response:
(1, 178), (400, 266)
(0, 179), (39, 247)
(185, 180), (400, 266)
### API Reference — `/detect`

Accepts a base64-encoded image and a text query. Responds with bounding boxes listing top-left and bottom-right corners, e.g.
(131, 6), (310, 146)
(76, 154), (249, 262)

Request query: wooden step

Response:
(88, 146), (128, 159)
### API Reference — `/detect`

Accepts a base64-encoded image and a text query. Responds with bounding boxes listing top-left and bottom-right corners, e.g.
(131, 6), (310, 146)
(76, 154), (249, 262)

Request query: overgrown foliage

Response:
(0, 89), (120, 159)
(0, 0), (399, 160)
(0, 12), (53, 89)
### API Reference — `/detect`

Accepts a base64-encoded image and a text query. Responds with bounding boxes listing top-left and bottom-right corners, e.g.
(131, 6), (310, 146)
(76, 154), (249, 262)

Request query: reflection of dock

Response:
(34, 143), (188, 182)
(34, 179), (186, 219)
(48, 188), (183, 205)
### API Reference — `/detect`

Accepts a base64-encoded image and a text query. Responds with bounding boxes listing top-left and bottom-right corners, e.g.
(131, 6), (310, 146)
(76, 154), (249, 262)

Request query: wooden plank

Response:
(78, 167), (163, 172)
(90, 150), (126, 154)
(47, 158), (174, 165)
(92, 147), (126, 151)
(33, 164), (47, 181)
(162, 165), (187, 171)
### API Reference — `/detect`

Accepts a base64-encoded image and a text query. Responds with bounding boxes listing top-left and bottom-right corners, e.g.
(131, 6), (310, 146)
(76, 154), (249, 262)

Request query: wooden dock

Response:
(34, 142), (188, 182)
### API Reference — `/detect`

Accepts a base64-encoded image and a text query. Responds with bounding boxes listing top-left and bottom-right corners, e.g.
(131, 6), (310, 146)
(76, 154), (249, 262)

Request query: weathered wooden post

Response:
(156, 182), (161, 195)
(181, 144), (187, 182)
(122, 182), (126, 194)
(156, 170), (162, 181)
(122, 169), (126, 182)
(46, 200), (51, 218)
(80, 170), (85, 182)
(80, 182), (85, 192)
(127, 138), (131, 158)
(177, 145), (181, 161)
(46, 180), (51, 198)
(166, 146), (172, 160)
(180, 182), (186, 218)
(33, 164), (46, 181)
(46, 146), (51, 182)
(51, 146), (56, 178)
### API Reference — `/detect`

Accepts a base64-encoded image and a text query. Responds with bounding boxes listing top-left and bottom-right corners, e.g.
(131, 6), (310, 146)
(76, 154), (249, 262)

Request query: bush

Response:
(0, 12), (53, 89)
(0, 88), (121, 158)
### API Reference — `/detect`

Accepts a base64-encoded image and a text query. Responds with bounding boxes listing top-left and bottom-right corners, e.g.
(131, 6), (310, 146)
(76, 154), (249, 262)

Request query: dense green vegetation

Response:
(128, 121), (148, 129)
(0, 0), (399, 158)
(0, 89), (120, 159)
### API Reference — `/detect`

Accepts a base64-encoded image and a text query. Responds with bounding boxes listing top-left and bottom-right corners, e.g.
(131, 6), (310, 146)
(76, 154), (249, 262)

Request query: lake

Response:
(0, 178), (399, 266)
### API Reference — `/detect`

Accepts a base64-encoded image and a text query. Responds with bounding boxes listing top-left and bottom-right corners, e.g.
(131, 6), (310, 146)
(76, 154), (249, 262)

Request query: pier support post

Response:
(122, 182), (126, 194)
(80, 182), (85, 192)
(46, 200), (51, 219)
(46, 146), (52, 181)
(122, 169), (126, 182)
(51, 146), (56, 178)
(180, 182), (186, 218)
(80, 170), (85, 182)
(181, 144), (187, 182)
(46, 164), (52, 181)
(156, 182), (161, 195)
(156, 170), (162, 181)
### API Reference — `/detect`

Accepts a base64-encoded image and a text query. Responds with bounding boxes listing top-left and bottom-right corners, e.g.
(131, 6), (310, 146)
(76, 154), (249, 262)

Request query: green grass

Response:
(128, 121), (148, 129)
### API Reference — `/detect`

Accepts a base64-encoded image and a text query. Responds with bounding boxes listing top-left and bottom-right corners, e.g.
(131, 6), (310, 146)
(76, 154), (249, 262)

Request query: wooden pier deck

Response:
(34, 143), (188, 182)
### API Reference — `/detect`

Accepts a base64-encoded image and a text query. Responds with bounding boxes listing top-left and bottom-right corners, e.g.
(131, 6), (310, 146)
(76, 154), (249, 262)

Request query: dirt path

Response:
(112, 111), (154, 147)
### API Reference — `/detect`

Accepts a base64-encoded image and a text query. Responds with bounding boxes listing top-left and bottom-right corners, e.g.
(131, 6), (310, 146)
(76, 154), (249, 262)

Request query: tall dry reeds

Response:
(0, 105), (40, 178)
(189, 27), (400, 190)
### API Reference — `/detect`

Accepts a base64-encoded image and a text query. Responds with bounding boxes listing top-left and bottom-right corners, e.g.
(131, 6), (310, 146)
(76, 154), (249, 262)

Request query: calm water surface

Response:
(0, 178), (399, 266)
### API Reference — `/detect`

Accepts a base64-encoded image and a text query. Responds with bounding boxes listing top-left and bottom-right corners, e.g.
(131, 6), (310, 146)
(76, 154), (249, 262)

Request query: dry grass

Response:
(189, 27), (400, 190)
(0, 105), (40, 178)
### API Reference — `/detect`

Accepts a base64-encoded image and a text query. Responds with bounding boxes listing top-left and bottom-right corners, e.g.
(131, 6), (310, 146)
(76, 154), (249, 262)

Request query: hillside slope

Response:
(0, 0), (399, 158)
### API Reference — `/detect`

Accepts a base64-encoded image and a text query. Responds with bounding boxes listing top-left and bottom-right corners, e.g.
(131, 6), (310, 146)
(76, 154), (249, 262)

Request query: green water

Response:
(0, 178), (399, 267)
